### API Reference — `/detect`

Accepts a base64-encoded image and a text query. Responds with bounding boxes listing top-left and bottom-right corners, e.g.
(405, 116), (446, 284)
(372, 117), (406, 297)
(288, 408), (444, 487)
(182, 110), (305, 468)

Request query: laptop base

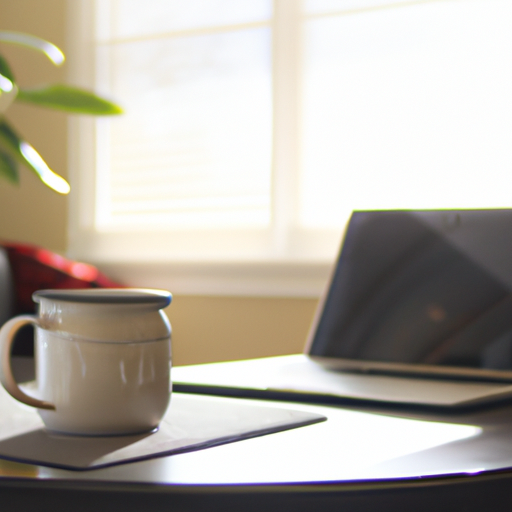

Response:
(173, 355), (512, 410)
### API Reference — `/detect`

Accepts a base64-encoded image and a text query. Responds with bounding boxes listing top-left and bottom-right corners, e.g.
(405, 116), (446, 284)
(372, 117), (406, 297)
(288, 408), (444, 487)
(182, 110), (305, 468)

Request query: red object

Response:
(1, 242), (123, 314)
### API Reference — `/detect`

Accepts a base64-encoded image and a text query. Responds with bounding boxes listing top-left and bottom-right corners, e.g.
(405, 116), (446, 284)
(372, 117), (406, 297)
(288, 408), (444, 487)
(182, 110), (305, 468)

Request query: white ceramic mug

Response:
(0, 288), (172, 436)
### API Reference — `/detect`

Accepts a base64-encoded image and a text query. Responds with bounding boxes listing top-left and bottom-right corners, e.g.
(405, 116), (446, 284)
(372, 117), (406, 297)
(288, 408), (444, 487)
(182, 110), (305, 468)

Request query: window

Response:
(67, 0), (512, 295)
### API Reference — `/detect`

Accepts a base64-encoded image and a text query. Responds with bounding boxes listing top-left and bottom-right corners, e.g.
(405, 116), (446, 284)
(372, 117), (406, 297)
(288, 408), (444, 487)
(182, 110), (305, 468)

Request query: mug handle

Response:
(0, 315), (55, 410)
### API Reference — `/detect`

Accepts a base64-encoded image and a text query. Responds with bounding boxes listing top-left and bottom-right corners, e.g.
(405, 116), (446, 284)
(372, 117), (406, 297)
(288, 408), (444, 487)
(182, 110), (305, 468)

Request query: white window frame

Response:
(65, 0), (339, 297)
(67, 0), (510, 297)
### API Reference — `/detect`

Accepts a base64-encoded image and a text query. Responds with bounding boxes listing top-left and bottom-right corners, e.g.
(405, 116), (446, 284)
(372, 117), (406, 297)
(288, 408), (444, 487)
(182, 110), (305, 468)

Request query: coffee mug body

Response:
(0, 289), (172, 436)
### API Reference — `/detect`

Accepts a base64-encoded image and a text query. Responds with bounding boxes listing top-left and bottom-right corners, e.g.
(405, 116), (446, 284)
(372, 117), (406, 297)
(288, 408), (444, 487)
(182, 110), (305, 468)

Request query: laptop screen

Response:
(309, 209), (512, 372)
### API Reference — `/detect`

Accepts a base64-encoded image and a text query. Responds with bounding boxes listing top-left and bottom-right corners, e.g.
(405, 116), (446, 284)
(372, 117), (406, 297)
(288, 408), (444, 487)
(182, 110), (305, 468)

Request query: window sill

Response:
(96, 260), (334, 298)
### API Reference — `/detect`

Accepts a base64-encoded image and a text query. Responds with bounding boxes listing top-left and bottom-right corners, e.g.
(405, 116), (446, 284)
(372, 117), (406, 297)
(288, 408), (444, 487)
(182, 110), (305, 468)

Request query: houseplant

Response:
(0, 30), (122, 194)
(0, 30), (122, 338)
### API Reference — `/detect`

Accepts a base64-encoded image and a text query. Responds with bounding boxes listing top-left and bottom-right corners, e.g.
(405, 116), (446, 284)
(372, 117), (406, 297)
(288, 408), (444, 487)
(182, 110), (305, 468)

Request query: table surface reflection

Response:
(4, 357), (512, 511)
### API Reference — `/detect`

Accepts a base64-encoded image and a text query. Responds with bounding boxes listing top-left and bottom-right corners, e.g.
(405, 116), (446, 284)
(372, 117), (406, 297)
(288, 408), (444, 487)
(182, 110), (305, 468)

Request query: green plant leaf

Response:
(0, 31), (64, 65)
(0, 149), (18, 184)
(0, 72), (18, 114)
(0, 119), (22, 154)
(0, 54), (15, 82)
(0, 119), (69, 194)
(17, 84), (123, 115)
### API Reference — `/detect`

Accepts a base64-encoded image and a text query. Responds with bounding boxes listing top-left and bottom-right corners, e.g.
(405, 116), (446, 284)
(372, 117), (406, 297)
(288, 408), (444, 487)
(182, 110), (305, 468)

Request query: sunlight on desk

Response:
(139, 398), (481, 485)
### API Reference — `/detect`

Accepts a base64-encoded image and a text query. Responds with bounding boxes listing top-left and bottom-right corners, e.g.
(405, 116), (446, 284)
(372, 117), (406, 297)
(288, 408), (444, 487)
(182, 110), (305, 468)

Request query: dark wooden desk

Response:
(4, 357), (512, 511)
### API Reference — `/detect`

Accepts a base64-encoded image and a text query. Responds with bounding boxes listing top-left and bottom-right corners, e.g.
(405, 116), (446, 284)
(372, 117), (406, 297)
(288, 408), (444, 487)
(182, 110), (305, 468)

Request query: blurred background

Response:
(0, 1), (319, 365)
(1, 0), (510, 365)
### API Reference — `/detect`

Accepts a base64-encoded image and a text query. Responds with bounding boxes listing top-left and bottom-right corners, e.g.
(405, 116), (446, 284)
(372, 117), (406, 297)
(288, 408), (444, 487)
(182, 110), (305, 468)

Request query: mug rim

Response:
(33, 288), (172, 308)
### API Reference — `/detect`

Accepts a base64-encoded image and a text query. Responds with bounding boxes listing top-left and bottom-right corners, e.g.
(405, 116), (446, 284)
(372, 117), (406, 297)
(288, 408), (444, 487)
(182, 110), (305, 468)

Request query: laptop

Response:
(173, 209), (512, 409)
